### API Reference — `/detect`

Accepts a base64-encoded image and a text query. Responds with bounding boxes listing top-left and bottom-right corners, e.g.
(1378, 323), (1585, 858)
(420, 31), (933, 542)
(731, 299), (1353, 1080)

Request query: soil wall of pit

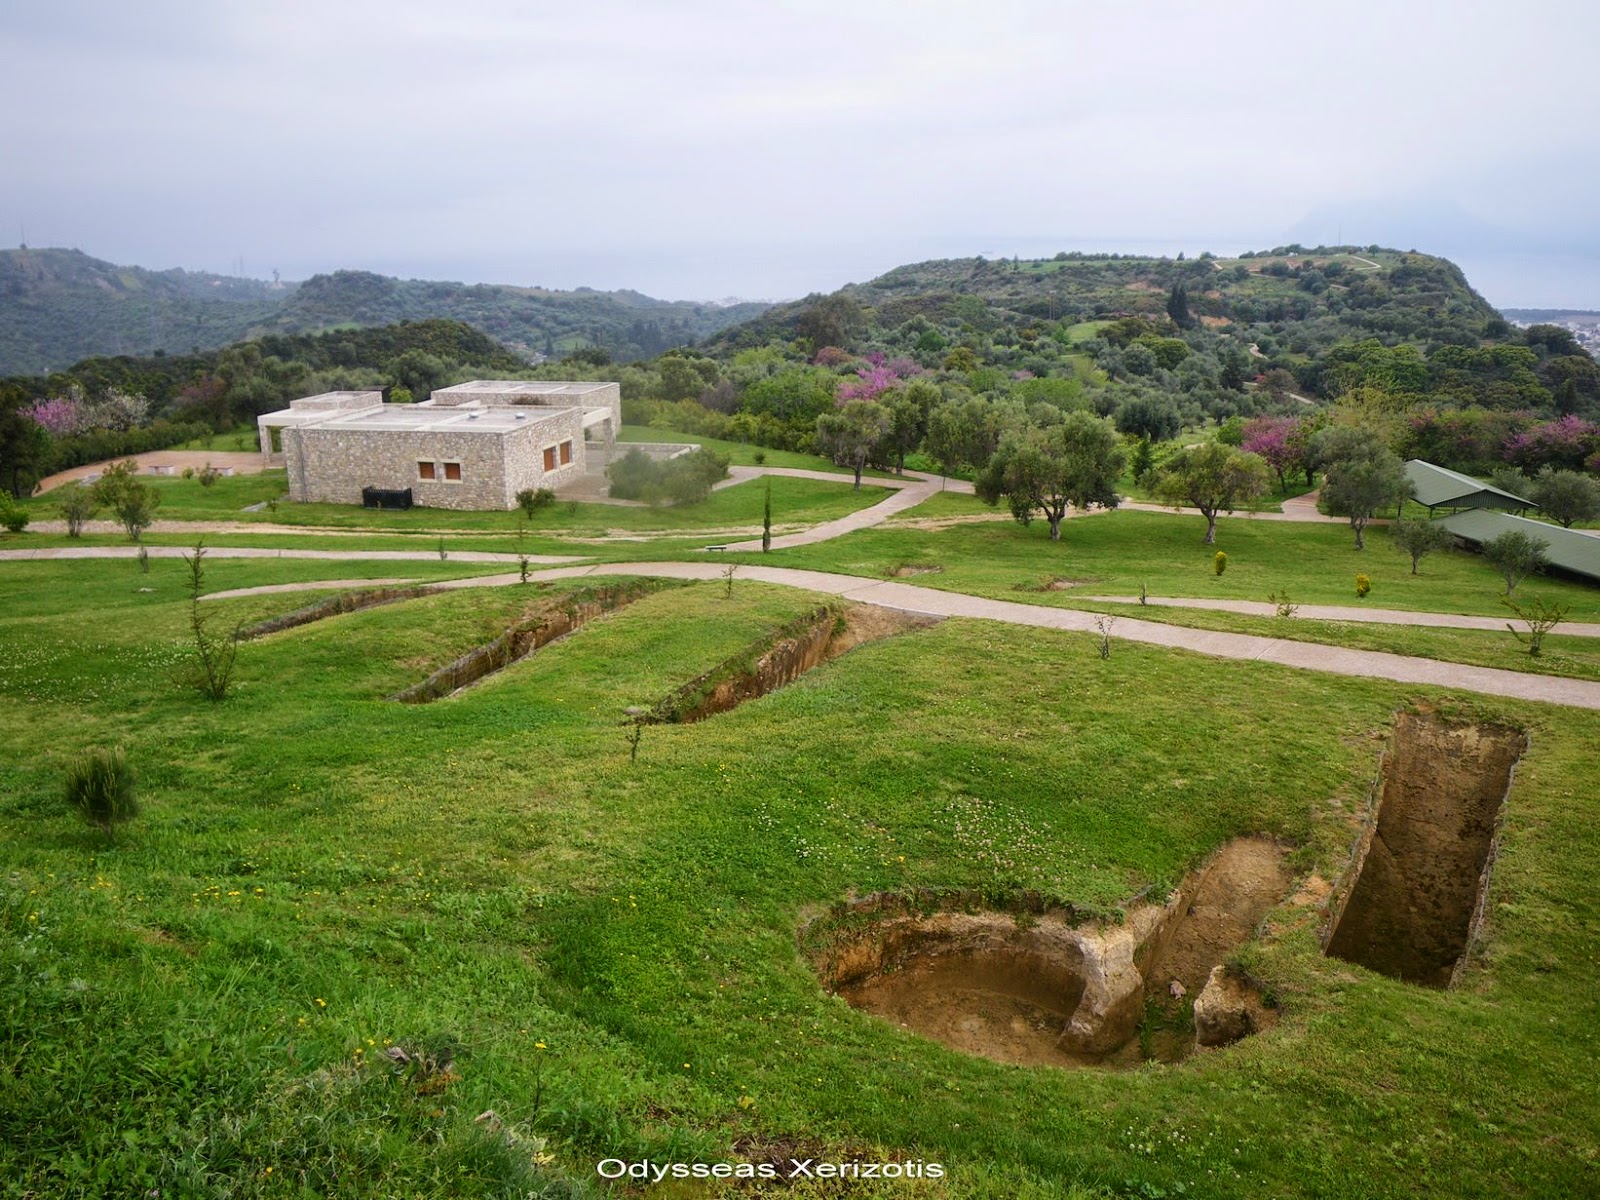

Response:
(241, 585), (440, 640)
(650, 605), (935, 724)
(392, 581), (665, 704)
(1324, 710), (1526, 988)
(810, 838), (1291, 1069)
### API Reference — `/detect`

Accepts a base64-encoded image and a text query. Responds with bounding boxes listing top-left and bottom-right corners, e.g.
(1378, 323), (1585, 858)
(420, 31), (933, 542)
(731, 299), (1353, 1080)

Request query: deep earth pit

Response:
(810, 838), (1292, 1068)
(1324, 709), (1526, 987)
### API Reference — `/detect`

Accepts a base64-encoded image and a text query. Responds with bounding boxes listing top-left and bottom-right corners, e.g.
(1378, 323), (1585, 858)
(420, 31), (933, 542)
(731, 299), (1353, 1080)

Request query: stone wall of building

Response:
(285, 408), (587, 510)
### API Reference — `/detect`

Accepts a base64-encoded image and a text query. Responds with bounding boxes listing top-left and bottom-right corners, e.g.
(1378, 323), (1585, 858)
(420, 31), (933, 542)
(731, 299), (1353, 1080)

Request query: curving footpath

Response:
(1078, 595), (1600, 638)
(183, 559), (1600, 711)
(714, 468), (965, 551)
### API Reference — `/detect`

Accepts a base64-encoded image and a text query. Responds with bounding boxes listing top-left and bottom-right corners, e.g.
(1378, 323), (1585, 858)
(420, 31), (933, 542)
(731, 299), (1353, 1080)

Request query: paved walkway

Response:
(154, 556), (1600, 710)
(1, 546), (582, 565)
(12, 547), (1591, 705)
(1078, 595), (1600, 638)
(716, 469), (968, 551)
(34, 451), (269, 495)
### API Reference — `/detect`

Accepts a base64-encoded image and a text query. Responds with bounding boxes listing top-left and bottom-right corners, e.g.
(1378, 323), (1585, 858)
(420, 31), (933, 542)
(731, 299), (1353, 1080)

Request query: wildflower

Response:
(314, 998), (326, 1008)
(535, 1041), (547, 1050)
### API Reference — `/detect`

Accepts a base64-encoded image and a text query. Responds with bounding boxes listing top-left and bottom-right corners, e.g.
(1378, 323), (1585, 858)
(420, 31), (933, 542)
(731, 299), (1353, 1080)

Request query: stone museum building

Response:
(257, 380), (622, 510)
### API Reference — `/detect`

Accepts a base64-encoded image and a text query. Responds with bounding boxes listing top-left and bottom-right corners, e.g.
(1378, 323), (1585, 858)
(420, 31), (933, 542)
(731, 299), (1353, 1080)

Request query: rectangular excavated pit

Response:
(1324, 710), (1526, 988)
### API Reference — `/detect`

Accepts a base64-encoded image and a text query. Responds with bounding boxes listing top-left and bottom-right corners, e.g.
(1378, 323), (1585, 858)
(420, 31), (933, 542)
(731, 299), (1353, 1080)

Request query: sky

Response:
(3, 0), (1599, 307)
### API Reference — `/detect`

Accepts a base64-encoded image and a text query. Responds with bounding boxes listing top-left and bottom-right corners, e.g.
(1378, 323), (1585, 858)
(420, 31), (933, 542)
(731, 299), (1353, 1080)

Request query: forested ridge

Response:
(0, 248), (768, 375)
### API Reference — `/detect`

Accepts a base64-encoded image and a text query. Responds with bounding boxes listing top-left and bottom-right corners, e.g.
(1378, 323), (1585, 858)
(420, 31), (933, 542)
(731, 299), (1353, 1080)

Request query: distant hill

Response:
(0, 248), (285, 376)
(705, 246), (1505, 359)
(0, 248), (769, 376)
(258, 270), (769, 365)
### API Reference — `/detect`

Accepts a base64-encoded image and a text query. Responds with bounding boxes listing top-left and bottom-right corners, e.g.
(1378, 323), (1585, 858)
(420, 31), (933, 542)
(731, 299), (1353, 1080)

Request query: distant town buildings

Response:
(1508, 314), (1600, 355)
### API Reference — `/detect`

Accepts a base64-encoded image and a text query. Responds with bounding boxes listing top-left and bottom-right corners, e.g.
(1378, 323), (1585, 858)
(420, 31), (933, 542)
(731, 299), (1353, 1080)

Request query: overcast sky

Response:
(3, 0), (1598, 306)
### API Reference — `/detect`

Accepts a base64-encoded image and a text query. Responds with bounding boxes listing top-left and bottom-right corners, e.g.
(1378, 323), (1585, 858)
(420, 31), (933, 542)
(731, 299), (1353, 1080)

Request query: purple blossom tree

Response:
(1505, 415), (1600, 473)
(1241, 416), (1300, 493)
(839, 364), (902, 403)
(22, 395), (84, 436)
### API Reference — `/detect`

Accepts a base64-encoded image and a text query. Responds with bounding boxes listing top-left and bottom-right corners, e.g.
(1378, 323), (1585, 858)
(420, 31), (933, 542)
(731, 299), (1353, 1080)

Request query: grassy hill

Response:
(0, 249), (769, 376)
(706, 246), (1505, 362)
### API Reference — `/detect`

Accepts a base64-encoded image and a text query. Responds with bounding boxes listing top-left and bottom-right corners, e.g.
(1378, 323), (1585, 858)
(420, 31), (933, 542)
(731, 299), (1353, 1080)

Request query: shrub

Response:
(197, 464), (221, 488)
(0, 497), (29, 534)
(57, 486), (97, 537)
(64, 748), (138, 842)
(90, 460), (160, 542)
(1214, 551), (1228, 576)
(1355, 573), (1371, 598)
(516, 487), (556, 519)
(607, 447), (730, 505)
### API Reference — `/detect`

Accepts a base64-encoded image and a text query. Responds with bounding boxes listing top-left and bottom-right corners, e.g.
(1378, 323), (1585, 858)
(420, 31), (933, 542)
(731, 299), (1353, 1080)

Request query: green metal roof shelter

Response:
(1436, 509), (1600, 585)
(1403, 460), (1536, 513)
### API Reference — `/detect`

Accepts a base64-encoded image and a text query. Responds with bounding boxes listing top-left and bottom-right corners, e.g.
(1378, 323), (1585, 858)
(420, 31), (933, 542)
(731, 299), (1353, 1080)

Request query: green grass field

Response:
(736, 509), (1600, 623)
(5, 451), (1600, 1198)
(18, 470), (889, 538)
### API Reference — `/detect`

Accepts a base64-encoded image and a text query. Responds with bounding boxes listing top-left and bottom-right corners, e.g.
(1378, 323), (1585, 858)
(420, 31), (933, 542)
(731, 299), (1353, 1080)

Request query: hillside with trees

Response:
(0, 248), (769, 375)
(0, 319), (530, 496)
(618, 246), (1599, 509)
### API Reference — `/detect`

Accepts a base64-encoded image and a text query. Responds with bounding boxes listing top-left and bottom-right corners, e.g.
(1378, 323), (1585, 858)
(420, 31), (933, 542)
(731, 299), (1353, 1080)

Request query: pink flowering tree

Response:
(1241, 416), (1301, 493)
(22, 395), (84, 436)
(1504, 415), (1600, 473)
(839, 364), (903, 403)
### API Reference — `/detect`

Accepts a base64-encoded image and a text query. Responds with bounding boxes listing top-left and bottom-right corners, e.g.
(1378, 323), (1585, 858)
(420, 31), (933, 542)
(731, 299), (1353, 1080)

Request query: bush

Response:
(607, 447), (730, 505)
(57, 486), (97, 537)
(516, 487), (556, 519)
(1214, 551), (1228, 576)
(0, 497), (29, 533)
(1355, 573), (1371, 598)
(90, 461), (160, 542)
(64, 748), (138, 842)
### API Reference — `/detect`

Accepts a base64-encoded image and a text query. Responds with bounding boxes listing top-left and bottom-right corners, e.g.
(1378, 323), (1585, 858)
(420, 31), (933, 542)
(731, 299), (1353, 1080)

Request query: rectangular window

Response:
(543, 447), (557, 471)
(559, 440), (573, 464)
(444, 462), (462, 481)
(418, 461), (436, 480)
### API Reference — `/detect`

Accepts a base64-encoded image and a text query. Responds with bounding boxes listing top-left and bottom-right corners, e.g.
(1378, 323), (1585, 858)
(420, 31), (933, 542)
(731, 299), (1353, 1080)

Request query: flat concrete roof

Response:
(298, 405), (566, 435)
(432, 380), (616, 403)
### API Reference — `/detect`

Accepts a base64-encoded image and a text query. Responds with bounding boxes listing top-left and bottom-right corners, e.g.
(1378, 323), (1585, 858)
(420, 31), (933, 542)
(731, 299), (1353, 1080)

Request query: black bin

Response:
(361, 487), (414, 510)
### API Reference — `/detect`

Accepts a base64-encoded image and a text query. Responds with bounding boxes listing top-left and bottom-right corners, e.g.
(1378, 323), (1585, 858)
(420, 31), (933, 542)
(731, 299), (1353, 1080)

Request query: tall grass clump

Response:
(64, 748), (138, 842)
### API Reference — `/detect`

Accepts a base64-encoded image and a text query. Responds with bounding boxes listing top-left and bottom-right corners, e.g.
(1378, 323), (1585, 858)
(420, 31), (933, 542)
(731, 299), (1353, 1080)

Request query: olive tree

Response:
(1530, 469), (1600, 528)
(975, 412), (1125, 541)
(1153, 442), (1271, 545)
(815, 400), (891, 489)
(1313, 427), (1412, 550)
(1482, 530), (1549, 595)
(1390, 518), (1455, 574)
